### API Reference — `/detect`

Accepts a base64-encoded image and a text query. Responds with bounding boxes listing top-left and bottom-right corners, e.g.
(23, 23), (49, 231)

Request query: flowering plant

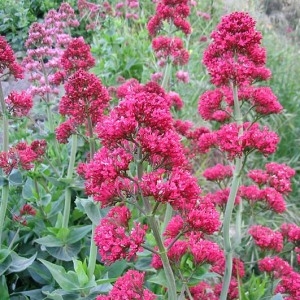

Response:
(0, 1), (299, 299)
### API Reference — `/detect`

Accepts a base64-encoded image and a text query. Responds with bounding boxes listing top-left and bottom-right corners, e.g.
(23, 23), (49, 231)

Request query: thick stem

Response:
(0, 82), (9, 248)
(220, 82), (244, 299)
(62, 134), (78, 228)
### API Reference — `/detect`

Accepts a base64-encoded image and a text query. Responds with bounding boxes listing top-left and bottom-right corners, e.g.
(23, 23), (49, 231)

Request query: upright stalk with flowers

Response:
(197, 12), (289, 298)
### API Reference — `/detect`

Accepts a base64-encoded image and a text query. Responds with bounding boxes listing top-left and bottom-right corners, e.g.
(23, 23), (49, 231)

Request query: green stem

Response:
(62, 134), (78, 228)
(161, 61), (172, 91)
(220, 82), (244, 300)
(0, 82), (9, 249)
(87, 224), (97, 280)
(137, 147), (177, 300)
(87, 117), (97, 279)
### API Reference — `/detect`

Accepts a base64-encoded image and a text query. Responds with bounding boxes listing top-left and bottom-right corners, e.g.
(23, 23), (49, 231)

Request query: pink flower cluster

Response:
(249, 225), (283, 252)
(147, 0), (191, 36)
(152, 36), (189, 66)
(198, 86), (282, 123)
(0, 140), (47, 175)
(203, 12), (271, 87)
(23, 3), (79, 99)
(239, 162), (295, 213)
(96, 270), (156, 300)
(94, 206), (147, 265)
(259, 256), (300, 299)
(197, 122), (279, 160)
(0, 35), (23, 79)
(115, 0), (140, 20)
(5, 91), (33, 117)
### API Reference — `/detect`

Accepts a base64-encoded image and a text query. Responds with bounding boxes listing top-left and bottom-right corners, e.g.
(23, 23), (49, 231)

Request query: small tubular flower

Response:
(5, 91), (33, 117)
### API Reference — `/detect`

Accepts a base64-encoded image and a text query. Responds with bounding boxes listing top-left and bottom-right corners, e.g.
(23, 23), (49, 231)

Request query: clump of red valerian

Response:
(5, 91), (33, 117)
(0, 35), (23, 79)
(96, 270), (156, 300)
(94, 205), (147, 265)
(0, 140), (46, 175)
(23, 2), (79, 99)
(147, 0), (191, 36)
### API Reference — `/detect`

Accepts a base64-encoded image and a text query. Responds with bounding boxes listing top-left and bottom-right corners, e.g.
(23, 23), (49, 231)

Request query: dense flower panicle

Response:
(5, 91), (33, 117)
(265, 162), (295, 194)
(190, 238), (224, 266)
(80, 146), (133, 206)
(141, 168), (200, 211)
(164, 215), (184, 238)
(275, 271), (300, 299)
(262, 187), (286, 213)
(242, 123), (279, 156)
(280, 223), (300, 243)
(60, 37), (95, 74)
(59, 69), (110, 125)
(258, 256), (293, 278)
(55, 118), (77, 144)
(247, 169), (269, 186)
(251, 87), (283, 115)
(187, 201), (221, 234)
(94, 206), (147, 265)
(203, 164), (233, 182)
(96, 270), (156, 300)
(205, 188), (240, 208)
(239, 185), (264, 203)
(147, 0), (191, 36)
(198, 89), (231, 122)
(23, 3), (79, 98)
(203, 12), (271, 86)
(173, 119), (193, 137)
(0, 36), (23, 79)
(0, 140), (46, 175)
(249, 225), (283, 252)
(152, 36), (189, 66)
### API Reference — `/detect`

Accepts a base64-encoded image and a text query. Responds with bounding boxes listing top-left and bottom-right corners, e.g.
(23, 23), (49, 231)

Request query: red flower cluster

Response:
(60, 37), (95, 75)
(58, 69), (110, 125)
(147, 0), (191, 36)
(203, 12), (271, 87)
(239, 163), (295, 213)
(259, 256), (300, 299)
(13, 203), (37, 226)
(152, 36), (189, 66)
(198, 122), (279, 160)
(5, 91), (33, 117)
(0, 140), (47, 175)
(0, 35), (23, 79)
(94, 206), (147, 265)
(96, 270), (156, 300)
(249, 225), (283, 252)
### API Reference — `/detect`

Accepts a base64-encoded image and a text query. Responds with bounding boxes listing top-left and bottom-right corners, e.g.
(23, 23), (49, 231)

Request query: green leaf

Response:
(75, 197), (106, 224)
(147, 270), (169, 288)
(45, 241), (81, 261)
(28, 261), (52, 285)
(73, 259), (89, 287)
(8, 169), (23, 186)
(0, 275), (9, 300)
(107, 260), (128, 278)
(0, 250), (12, 276)
(66, 225), (92, 244)
(22, 177), (34, 199)
(39, 259), (80, 291)
(8, 252), (37, 273)
(35, 235), (65, 247)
